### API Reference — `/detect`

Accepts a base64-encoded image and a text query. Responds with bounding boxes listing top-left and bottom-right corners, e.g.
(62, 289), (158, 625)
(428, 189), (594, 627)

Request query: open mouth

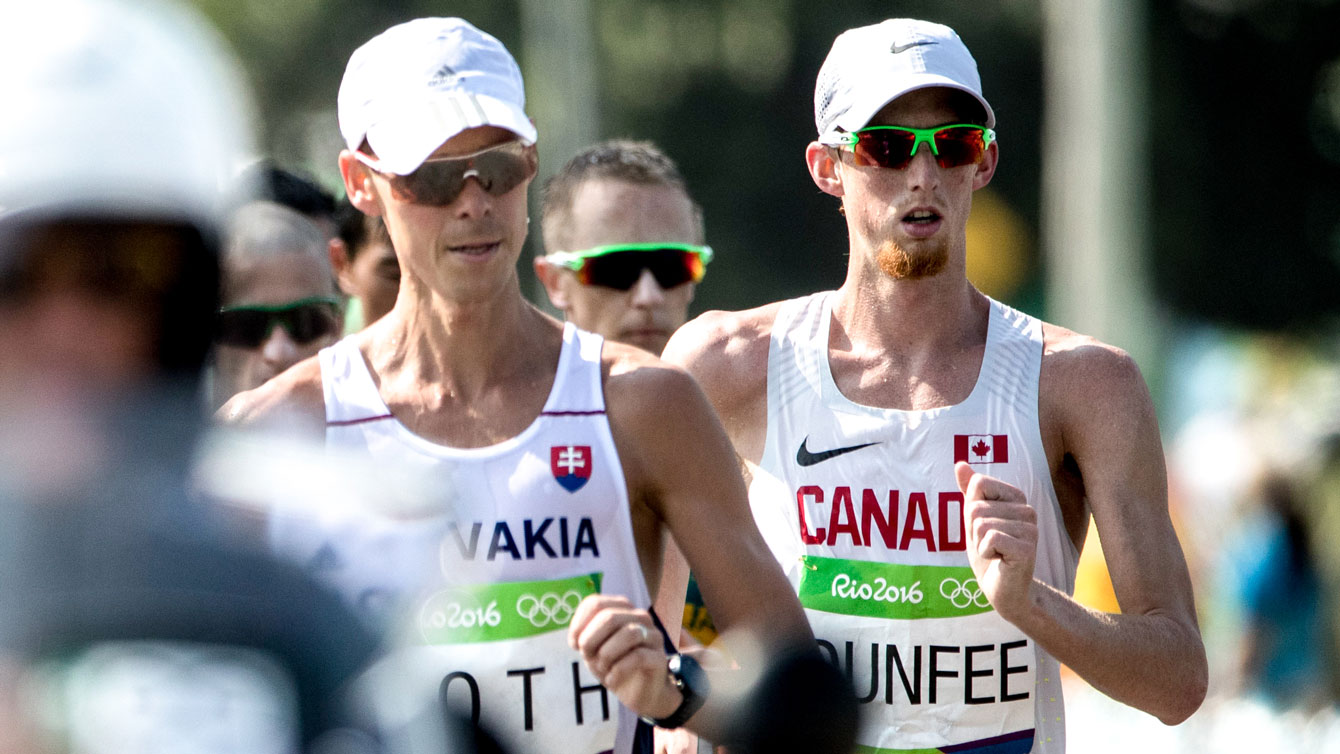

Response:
(903, 209), (941, 225)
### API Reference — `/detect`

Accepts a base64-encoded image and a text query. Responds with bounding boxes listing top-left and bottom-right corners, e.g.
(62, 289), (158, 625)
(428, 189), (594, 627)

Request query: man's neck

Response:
(365, 273), (555, 402)
(826, 259), (991, 411)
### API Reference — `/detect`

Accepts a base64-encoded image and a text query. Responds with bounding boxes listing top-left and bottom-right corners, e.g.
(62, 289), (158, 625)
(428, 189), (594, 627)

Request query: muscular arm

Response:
(215, 357), (328, 438)
(571, 349), (813, 740)
(961, 335), (1207, 724)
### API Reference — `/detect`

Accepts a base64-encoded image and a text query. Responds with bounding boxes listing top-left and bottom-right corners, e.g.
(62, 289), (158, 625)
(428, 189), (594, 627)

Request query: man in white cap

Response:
(220, 17), (816, 754)
(664, 18), (1207, 753)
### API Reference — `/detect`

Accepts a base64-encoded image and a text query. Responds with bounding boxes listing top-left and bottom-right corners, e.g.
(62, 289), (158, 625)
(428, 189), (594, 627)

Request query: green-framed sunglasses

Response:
(819, 124), (996, 170)
(545, 242), (713, 290)
(216, 295), (342, 348)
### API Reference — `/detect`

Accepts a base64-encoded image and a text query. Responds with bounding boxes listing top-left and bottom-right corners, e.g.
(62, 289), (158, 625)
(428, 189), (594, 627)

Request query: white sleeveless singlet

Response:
(270, 323), (651, 754)
(747, 291), (1077, 754)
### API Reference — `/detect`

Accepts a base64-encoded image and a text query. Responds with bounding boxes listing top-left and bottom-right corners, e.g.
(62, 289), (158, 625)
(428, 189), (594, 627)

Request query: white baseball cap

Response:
(337, 17), (538, 176)
(814, 18), (995, 138)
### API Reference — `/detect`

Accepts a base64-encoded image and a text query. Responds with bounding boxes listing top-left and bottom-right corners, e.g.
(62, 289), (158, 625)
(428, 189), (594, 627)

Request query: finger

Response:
(954, 461), (975, 496)
(592, 619), (657, 675)
(568, 594), (633, 650)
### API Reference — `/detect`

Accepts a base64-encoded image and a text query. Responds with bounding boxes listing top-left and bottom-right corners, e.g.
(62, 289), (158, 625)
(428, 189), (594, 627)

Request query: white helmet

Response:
(0, 0), (256, 228)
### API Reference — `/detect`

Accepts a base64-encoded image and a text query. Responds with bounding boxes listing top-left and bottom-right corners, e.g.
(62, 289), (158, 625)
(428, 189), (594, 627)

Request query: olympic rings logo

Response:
(515, 590), (583, 628)
(939, 577), (990, 609)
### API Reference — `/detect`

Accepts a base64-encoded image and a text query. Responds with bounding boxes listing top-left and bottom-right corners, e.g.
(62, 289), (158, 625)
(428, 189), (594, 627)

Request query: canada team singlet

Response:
(747, 292), (1076, 754)
(269, 323), (651, 754)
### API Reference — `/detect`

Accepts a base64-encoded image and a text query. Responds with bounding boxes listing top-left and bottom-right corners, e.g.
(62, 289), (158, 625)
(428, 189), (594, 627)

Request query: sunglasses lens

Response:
(853, 130), (917, 169)
(284, 304), (340, 343)
(851, 127), (988, 170)
(216, 309), (271, 348)
(388, 144), (535, 206)
(580, 250), (701, 291)
(931, 127), (988, 168)
(216, 303), (339, 348)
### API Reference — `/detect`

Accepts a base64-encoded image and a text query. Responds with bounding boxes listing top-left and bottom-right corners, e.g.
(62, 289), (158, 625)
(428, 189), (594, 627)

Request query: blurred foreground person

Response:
(222, 16), (835, 754)
(665, 18), (1207, 753)
(0, 1), (383, 751)
(210, 201), (343, 410)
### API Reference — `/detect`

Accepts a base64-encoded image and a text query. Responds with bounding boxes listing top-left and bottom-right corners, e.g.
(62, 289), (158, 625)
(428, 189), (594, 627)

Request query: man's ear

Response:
(338, 150), (384, 217)
(805, 142), (844, 199)
(328, 238), (357, 296)
(532, 258), (569, 310)
(972, 141), (999, 191)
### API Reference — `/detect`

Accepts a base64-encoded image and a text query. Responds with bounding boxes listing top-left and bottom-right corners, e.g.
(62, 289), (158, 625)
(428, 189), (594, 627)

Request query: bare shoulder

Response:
(215, 356), (327, 438)
(1039, 322), (1160, 462)
(660, 304), (782, 459)
(601, 339), (703, 417)
(1040, 323), (1152, 404)
(662, 303), (781, 389)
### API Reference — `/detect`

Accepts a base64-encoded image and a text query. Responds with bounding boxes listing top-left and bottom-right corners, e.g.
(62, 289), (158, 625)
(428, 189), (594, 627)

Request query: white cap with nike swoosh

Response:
(814, 18), (995, 138)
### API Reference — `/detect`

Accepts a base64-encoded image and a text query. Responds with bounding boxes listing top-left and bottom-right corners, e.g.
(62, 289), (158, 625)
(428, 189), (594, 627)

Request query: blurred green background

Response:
(189, 0), (1340, 746)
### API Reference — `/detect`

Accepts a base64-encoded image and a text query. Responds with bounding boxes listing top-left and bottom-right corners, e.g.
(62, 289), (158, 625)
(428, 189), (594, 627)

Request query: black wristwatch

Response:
(645, 652), (710, 729)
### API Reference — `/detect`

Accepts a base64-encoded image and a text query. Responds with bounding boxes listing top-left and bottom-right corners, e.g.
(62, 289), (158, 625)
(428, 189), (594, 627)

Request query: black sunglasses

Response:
(545, 243), (713, 291)
(216, 296), (342, 348)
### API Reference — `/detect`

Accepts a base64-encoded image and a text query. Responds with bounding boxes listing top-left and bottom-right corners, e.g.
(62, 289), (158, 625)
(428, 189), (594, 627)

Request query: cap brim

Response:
(365, 92), (537, 175)
(833, 75), (996, 133)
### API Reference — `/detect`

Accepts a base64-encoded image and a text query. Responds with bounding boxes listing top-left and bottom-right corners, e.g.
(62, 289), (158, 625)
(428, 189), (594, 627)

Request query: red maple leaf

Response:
(972, 439), (991, 458)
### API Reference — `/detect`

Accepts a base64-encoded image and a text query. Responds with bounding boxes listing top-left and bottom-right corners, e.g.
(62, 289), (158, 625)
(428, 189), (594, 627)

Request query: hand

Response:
(954, 461), (1038, 623)
(568, 594), (681, 720)
(654, 726), (701, 754)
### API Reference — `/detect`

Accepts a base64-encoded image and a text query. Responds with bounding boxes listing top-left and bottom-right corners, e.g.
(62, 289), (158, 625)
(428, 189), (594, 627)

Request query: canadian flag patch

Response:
(954, 434), (1009, 464)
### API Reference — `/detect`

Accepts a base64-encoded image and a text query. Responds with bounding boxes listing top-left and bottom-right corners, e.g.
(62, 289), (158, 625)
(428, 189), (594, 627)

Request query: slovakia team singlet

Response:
(747, 292), (1077, 754)
(270, 323), (652, 754)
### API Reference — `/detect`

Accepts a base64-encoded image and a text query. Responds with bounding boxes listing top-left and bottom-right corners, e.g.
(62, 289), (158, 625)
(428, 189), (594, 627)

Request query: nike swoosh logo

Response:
(796, 436), (880, 467)
(890, 40), (934, 54)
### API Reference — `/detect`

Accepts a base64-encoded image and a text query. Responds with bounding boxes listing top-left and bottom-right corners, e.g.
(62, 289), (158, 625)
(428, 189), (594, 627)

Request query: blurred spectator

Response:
(236, 160), (340, 241)
(329, 199), (399, 331)
(209, 201), (343, 411)
(1233, 472), (1331, 710)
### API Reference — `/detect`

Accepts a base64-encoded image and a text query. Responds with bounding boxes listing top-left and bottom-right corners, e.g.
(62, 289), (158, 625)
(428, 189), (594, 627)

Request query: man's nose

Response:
(629, 268), (669, 307)
(260, 323), (300, 368)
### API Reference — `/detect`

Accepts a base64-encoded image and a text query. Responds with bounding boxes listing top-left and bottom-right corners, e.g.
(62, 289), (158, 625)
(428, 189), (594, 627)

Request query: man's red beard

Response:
(876, 239), (947, 279)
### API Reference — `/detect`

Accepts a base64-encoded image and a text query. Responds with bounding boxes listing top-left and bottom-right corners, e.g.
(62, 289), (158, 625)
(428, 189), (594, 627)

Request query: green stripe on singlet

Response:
(797, 556), (993, 620)
(418, 572), (602, 644)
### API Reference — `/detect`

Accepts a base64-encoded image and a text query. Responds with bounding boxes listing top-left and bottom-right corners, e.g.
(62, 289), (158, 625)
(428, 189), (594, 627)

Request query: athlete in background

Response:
(664, 18), (1207, 753)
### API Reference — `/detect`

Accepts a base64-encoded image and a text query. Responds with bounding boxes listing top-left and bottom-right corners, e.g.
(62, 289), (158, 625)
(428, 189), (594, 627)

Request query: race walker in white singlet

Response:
(270, 323), (652, 754)
(748, 291), (1077, 754)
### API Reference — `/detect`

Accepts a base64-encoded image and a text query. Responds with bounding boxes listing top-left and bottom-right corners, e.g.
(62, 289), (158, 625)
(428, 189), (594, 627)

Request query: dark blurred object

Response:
(726, 649), (859, 754)
(237, 160), (339, 230)
(1149, 0), (1340, 331)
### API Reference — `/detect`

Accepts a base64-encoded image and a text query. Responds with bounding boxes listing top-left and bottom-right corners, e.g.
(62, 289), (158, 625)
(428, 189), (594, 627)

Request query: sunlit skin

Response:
(212, 251), (340, 406)
(535, 179), (699, 355)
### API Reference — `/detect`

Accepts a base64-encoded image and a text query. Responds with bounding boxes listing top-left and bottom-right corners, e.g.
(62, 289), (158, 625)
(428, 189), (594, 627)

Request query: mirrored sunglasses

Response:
(216, 296), (342, 348)
(545, 243), (714, 291)
(819, 124), (996, 170)
(354, 141), (536, 206)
